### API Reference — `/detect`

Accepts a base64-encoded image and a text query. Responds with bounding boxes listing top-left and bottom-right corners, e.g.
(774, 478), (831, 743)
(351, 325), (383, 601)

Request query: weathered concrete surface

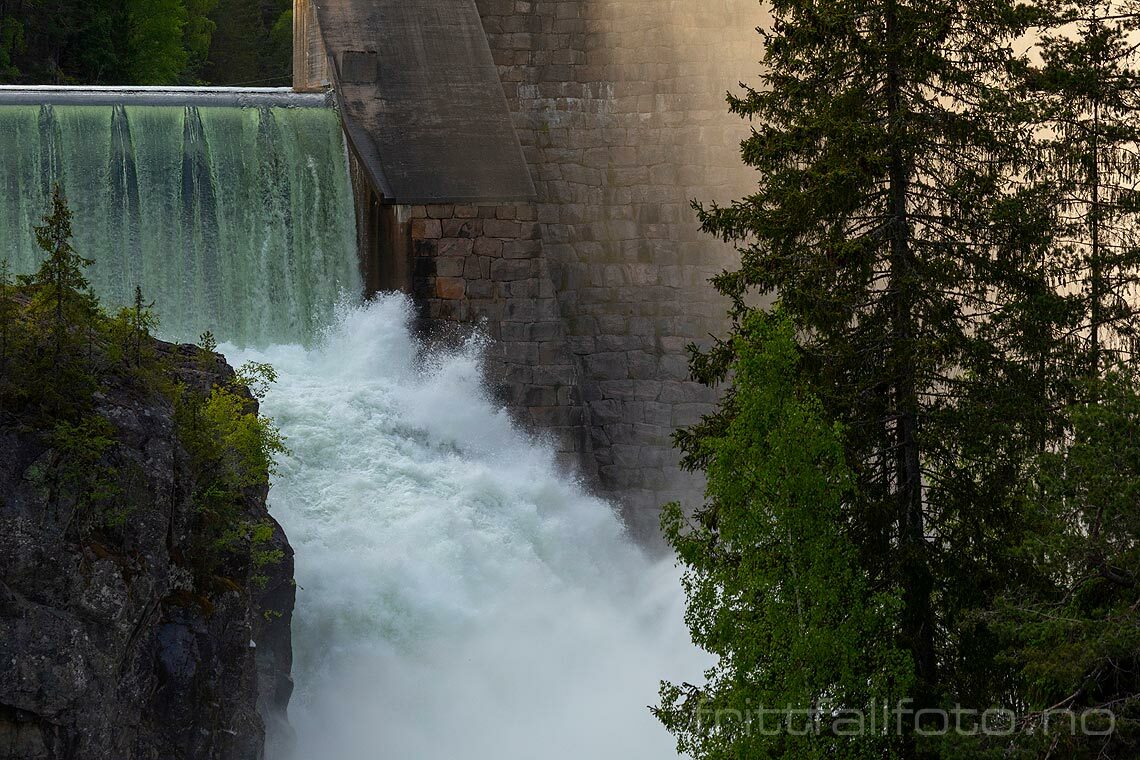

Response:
(473, 0), (763, 544)
(311, 0), (536, 203)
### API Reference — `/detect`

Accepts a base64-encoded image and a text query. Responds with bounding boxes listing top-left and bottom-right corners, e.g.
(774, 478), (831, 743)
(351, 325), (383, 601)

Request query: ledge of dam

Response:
(0, 86), (334, 109)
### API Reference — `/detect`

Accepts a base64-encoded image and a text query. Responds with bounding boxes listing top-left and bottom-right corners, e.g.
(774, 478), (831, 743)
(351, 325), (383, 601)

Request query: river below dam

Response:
(226, 295), (705, 759)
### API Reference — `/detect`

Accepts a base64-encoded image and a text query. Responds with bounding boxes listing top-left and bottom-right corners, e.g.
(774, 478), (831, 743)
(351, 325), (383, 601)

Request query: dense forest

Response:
(0, 0), (291, 86)
(659, 0), (1140, 758)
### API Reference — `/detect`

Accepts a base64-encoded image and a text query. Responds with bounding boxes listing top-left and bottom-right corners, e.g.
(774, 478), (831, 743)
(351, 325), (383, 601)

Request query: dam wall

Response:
(467, 0), (764, 540)
(361, 0), (764, 541)
(409, 200), (595, 475)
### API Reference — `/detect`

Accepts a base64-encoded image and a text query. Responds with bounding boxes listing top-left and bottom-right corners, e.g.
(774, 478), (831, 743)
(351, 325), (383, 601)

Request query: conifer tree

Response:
(659, 1), (1063, 756)
(112, 284), (158, 369)
(1034, 0), (1140, 374)
(30, 184), (98, 365)
(978, 5), (1140, 753)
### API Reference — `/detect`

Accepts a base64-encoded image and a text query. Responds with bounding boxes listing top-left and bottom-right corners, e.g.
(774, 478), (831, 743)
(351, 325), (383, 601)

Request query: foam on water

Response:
(226, 295), (705, 760)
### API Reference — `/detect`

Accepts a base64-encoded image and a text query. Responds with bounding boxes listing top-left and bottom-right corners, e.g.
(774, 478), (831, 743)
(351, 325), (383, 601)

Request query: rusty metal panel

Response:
(311, 0), (536, 203)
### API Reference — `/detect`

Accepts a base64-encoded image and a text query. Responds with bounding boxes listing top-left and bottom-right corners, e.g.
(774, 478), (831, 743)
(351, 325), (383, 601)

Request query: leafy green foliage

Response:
(182, 0), (218, 81)
(235, 360), (277, 400)
(657, 311), (913, 758)
(0, 260), (16, 368)
(0, 13), (24, 79)
(248, 519), (284, 590)
(174, 376), (288, 581)
(47, 415), (120, 535)
(125, 0), (189, 84)
(106, 285), (160, 371)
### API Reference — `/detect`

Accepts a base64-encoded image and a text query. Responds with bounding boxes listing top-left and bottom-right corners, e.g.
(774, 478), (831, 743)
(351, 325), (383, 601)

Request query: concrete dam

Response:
(0, 0), (762, 544)
(0, 0), (765, 756)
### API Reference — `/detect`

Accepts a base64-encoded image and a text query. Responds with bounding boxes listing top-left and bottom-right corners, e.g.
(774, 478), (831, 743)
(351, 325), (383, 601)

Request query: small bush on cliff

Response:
(106, 286), (160, 372)
(174, 358), (288, 583)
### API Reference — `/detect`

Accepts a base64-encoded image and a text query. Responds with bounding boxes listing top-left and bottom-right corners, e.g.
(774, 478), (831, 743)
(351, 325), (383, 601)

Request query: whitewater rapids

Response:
(227, 295), (705, 760)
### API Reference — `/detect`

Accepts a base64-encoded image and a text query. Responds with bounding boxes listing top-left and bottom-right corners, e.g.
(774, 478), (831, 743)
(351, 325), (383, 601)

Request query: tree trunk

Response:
(885, 1), (937, 751)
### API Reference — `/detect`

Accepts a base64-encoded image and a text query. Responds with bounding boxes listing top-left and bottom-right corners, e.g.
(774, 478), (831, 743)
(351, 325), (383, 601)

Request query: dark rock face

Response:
(0, 344), (294, 760)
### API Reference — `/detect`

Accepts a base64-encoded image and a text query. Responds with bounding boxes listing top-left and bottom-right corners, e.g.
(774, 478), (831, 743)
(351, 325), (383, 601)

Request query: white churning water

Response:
(227, 295), (705, 760)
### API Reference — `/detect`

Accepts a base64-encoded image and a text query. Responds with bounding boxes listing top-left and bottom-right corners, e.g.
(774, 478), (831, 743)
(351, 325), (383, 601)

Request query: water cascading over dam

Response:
(0, 85), (704, 758)
(0, 89), (360, 345)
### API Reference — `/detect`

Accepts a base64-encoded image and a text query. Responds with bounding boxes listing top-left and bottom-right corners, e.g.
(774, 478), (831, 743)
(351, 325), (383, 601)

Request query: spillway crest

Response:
(0, 103), (359, 345)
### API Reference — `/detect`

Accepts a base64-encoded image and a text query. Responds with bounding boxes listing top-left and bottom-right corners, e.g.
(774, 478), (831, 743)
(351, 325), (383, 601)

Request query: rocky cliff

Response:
(0, 341), (293, 760)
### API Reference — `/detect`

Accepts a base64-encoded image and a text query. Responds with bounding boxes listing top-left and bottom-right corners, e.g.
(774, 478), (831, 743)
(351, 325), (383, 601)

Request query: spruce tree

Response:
(1034, 0), (1140, 375)
(30, 184), (98, 365)
(978, 4), (1140, 753)
(659, 0), (1061, 756)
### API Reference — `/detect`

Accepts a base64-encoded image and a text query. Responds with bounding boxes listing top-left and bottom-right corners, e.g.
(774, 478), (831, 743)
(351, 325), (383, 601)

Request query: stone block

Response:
(483, 219), (522, 238)
(490, 258), (537, 281)
(412, 218), (442, 239)
(442, 219), (481, 238)
(436, 257), (466, 278)
(584, 351), (628, 380)
(466, 279), (494, 299)
(435, 277), (466, 300)
(438, 238), (475, 257)
(503, 300), (540, 322)
(502, 240), (543, 259)
(474, 238), (505, 257)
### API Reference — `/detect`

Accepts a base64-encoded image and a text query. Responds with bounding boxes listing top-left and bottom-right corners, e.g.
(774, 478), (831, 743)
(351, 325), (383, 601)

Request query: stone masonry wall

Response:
(470, 0), (765, 544)
(410, 202), (594, 475)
